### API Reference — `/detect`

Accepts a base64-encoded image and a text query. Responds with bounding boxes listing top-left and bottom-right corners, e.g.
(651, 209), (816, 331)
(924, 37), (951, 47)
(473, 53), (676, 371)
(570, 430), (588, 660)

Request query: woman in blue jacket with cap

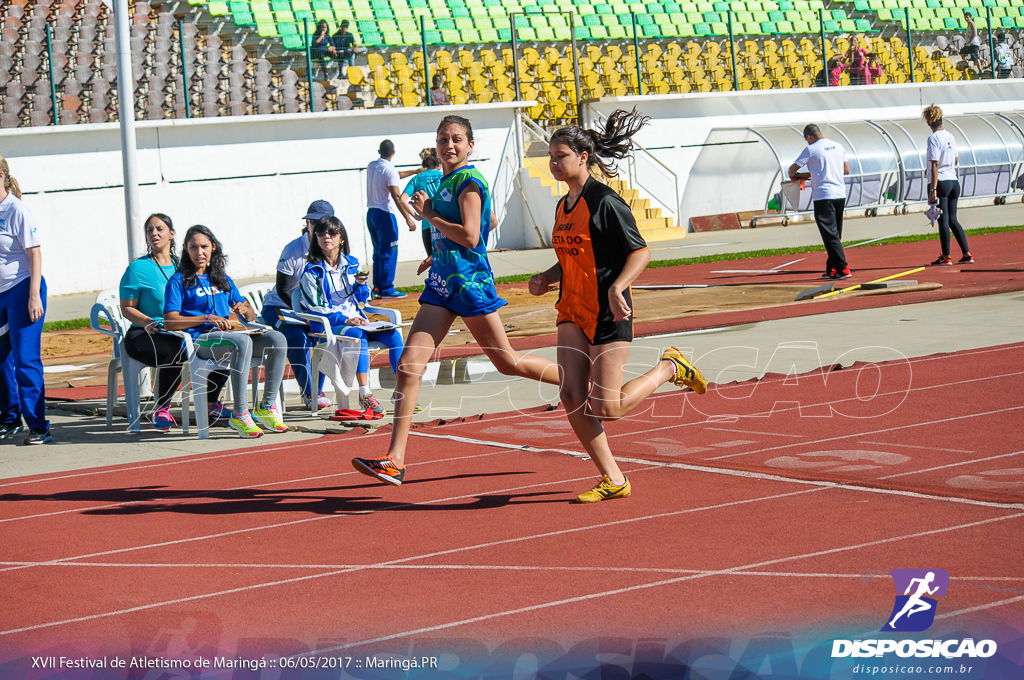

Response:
(299, 215), (403, 416)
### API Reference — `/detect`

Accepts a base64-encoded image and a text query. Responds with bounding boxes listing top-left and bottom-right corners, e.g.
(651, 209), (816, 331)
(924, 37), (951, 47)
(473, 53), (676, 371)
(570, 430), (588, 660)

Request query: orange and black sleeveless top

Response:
(553, 176), (648, 344)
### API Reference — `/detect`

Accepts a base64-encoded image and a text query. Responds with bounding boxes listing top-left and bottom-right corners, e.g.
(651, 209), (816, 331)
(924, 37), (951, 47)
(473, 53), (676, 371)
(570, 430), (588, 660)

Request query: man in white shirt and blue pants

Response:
(788, 124), (852, 280)
(365, 140), (420, 299)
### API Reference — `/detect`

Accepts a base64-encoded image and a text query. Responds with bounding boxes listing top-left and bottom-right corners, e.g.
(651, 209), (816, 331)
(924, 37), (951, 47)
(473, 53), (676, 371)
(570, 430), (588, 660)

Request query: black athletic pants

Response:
(936, 179), (971, 257)
(813, 198), (848, 274)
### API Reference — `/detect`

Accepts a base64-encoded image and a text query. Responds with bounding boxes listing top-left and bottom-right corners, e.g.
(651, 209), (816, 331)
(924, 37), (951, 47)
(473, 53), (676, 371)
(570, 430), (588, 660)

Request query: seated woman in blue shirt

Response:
(299, 216), (403, 415)
(119, 213), (228, 431)
(163, 225), (288, 438)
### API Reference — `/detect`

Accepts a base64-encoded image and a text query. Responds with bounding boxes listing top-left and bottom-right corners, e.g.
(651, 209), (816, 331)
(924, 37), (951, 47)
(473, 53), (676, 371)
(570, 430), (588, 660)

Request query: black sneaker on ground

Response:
(958, 253), (975, 264)
(0, 421), (24, 440)
(23, 428), (52, 445)
(931, 255), (952, 266)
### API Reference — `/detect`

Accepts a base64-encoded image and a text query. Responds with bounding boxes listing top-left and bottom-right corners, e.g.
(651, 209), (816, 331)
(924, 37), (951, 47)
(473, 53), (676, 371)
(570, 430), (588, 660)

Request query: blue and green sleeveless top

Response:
(419, 165), (506, 317)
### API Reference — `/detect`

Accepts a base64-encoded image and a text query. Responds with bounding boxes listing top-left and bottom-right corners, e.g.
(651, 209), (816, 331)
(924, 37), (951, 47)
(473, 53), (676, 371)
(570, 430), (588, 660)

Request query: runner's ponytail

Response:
(0, 155), (22, 198)
(550, 108), (651, 178)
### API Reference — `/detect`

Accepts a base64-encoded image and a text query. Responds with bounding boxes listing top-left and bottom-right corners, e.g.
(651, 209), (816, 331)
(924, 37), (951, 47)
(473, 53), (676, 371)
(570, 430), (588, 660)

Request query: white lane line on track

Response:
(706, 427), (805, 438)
(0, 484), (825, 636)
(703, 405), (1024, 461)
(2, 431), (1021, 638)
(0, 444), (545, 535)
(5, 486), (1021, 639)
(2, 559), (1023, 585)
(0, 445), (524, 526)
(303, 512), (1024, 654)
(858, 440), (975, 454)
(878, 449), (1024, 480)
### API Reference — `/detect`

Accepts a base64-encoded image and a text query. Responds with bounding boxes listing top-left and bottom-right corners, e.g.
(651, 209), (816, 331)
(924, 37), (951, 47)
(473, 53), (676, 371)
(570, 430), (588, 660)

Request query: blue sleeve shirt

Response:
(164, 272), (243, 337)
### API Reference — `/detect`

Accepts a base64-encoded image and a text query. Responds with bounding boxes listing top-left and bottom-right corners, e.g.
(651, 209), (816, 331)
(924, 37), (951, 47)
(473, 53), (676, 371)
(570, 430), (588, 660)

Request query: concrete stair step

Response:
(637, 223), (686, 242)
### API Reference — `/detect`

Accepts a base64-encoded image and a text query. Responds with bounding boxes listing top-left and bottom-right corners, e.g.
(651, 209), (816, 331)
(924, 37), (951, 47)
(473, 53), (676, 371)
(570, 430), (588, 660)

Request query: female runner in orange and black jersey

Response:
(529, 108), (708, 503)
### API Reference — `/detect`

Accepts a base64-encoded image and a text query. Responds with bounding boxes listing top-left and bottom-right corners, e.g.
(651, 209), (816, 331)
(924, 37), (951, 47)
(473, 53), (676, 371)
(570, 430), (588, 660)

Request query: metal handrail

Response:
(592, 110), (679, 219)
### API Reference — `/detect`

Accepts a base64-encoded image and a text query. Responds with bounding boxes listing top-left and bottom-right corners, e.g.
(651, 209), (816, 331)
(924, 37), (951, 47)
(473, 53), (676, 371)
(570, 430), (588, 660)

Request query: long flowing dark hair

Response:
(142, 212), (178, 267)
(549, 107), (650, 178)
(307, 216), (351, 264)
(179, 224), (231, 293)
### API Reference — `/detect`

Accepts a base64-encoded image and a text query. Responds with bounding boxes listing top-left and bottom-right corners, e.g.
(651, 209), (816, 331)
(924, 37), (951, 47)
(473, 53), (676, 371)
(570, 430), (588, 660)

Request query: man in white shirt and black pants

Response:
(788, 124), (852, 280)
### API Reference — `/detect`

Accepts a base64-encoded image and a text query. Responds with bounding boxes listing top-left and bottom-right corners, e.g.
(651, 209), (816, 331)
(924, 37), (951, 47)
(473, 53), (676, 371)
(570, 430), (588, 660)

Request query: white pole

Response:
(114, 0), (141, 260)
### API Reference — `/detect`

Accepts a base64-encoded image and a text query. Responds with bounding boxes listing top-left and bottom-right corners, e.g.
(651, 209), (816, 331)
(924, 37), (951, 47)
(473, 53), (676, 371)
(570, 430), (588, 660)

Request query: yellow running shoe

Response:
(661, 347), (707, 394)
(575, 476), (631, 503)
(229, 409), (264, 438)
(253, 404), (288, 433)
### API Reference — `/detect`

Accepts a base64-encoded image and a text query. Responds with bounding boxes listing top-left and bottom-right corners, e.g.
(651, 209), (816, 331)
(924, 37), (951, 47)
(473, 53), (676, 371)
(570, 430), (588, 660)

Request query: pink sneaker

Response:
(153, 407), (177, 431)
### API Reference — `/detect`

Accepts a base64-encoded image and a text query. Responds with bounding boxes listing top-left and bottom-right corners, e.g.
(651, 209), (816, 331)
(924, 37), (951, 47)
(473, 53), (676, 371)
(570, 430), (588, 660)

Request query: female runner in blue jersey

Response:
(351, 115), (560, 486)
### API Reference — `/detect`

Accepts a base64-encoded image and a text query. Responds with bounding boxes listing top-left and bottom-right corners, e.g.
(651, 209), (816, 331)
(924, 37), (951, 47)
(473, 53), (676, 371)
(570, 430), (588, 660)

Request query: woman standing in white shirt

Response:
(923, 105), (973, 266)
(0, 155), (49, 445)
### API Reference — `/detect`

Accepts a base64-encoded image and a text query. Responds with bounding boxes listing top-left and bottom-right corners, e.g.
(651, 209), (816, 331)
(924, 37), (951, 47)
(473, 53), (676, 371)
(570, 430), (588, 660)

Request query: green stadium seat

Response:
(479, 27), (500, 40)
(854, 18), (871, 30)
(257, 21), (279, 37)
(574, 24), (591, 38)
(516, 26), (536, 39)
(589, 24), (609, 37)
(209, 1), (231, 16)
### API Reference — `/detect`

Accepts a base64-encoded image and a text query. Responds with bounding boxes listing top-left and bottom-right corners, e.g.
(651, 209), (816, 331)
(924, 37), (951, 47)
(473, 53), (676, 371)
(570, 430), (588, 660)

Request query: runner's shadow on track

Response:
(72, 490), (568, 515)
(0, 472), (570, 515)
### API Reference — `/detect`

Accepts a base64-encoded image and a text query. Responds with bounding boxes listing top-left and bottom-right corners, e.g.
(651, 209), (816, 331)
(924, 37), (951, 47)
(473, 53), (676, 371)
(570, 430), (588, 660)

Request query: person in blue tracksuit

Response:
(0, 155), (49, 444)
(300, 215), (403, 416)
(260, 199), (334, 412)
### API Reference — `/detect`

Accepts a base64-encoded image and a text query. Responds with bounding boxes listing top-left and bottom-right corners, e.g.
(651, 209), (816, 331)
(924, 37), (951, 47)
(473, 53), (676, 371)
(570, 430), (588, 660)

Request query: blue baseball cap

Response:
(303, 200), (334, 220)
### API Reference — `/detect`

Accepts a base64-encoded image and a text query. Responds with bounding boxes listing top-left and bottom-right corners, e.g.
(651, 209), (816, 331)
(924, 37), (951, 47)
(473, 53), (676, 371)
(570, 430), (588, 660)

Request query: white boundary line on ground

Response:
(3, 479), (1021, 639)
(307, 512), (1024, 654)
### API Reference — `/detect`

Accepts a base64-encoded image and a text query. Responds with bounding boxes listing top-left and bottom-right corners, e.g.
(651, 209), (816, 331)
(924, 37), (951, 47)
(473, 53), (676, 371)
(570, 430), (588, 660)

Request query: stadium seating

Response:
(1, 0), (1019, 128)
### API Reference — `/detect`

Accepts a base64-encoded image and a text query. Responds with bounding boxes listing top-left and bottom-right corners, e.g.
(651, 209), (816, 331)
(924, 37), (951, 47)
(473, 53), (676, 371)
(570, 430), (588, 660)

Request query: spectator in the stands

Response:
(865, 53), (883, 84)
(995, 33), (1015, 79)
(332, 20), (360, 73)
(311, 20), (337, 81)
(430, 74), (450, 106)
(845, 35), (869, 85)
(962, 11), (983, 74)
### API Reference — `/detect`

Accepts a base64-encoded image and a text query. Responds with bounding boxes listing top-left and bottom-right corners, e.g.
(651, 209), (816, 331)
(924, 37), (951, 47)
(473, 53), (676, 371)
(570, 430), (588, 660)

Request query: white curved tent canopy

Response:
(679, 113), (1024, 224)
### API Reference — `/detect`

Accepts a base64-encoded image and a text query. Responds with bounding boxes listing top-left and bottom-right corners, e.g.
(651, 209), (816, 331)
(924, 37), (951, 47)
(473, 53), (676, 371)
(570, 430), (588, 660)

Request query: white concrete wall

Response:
(7, 79), (1023, 296)
(586, 79), (1024, 229)
(0, 102), (527, 296)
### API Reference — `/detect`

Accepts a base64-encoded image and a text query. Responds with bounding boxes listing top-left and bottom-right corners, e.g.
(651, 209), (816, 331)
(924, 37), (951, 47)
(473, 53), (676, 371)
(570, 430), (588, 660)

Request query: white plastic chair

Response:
(89, 288), (152, 432)
(174, 316), (278, 440)
(289, 288), (402, 414)
(236, 282), (287, 414)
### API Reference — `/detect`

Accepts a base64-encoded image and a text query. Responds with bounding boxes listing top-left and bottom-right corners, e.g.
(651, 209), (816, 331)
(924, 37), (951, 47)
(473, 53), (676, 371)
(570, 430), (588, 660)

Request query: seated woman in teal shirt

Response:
(119, 213), (228, 432)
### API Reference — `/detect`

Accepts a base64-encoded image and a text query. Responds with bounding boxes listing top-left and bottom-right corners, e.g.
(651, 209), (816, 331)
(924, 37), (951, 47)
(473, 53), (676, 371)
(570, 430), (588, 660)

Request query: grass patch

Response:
(392, 223), (1023, 294)
(43, 318), (92, 333)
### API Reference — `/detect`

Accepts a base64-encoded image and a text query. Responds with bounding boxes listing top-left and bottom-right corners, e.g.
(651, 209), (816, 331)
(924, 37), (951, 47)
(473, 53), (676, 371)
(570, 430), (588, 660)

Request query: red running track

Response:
(1, 344), (1022, 676)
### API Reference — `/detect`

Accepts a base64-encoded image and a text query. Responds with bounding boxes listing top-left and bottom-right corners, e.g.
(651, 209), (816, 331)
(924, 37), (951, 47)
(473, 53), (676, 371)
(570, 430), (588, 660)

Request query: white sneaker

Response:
(302, 392), (333, 410)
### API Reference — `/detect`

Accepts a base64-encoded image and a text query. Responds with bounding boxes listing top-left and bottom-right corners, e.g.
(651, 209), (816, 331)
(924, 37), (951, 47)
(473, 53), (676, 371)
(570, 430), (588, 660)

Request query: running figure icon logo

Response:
(881, 569), (950, 632)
